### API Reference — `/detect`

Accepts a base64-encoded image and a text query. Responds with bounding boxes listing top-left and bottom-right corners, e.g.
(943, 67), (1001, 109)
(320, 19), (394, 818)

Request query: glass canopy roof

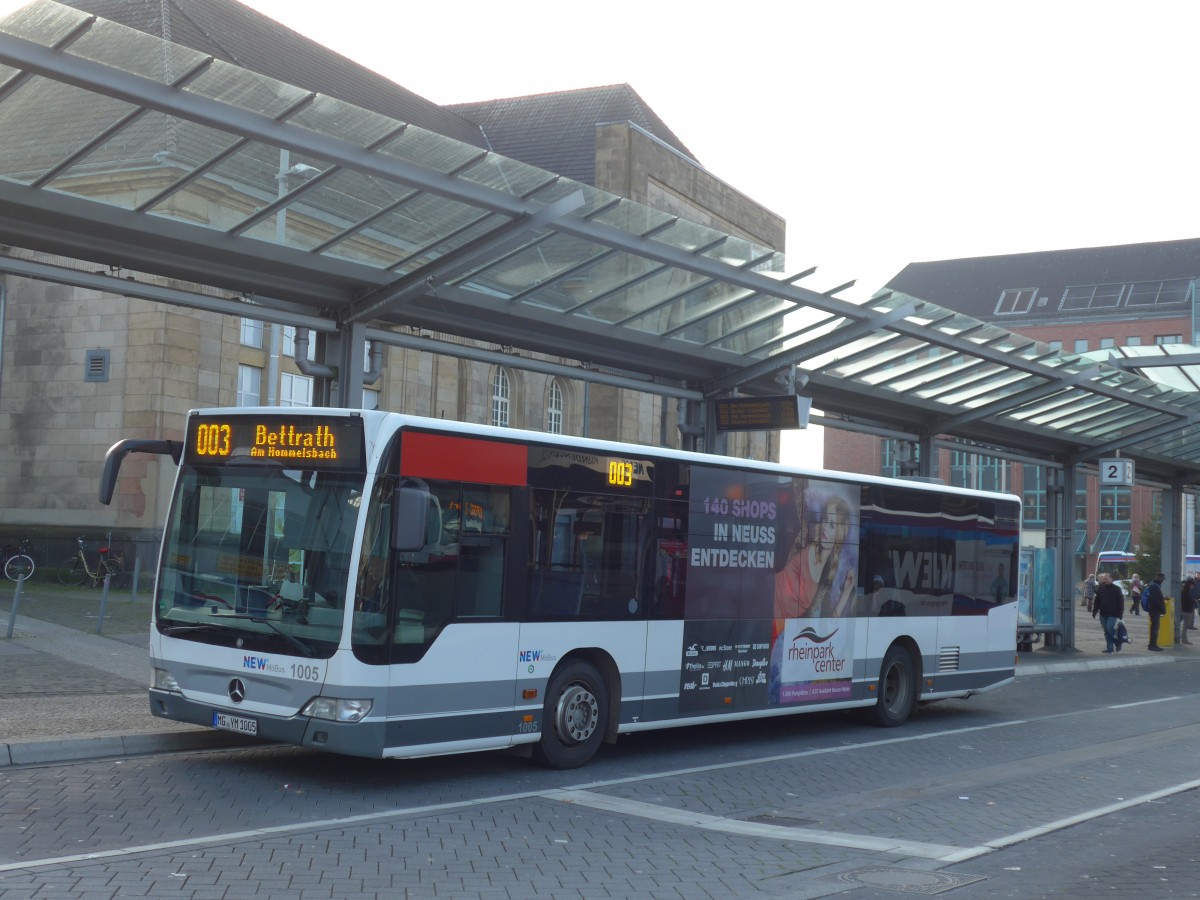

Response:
(2, 0), (1200, 484)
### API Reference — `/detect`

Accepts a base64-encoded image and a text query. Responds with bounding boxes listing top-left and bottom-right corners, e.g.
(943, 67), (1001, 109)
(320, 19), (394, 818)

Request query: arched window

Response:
(491, 368), (510, 427)
(546, 379), (563, 434)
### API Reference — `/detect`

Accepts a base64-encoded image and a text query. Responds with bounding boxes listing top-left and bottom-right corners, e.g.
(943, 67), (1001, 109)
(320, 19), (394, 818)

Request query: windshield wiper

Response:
(162, 623), (224, 635)
(209, 613), (315, 657)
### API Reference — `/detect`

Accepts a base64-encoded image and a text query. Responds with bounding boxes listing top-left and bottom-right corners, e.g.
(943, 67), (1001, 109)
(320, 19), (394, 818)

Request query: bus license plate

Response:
(212, 712), (257, 736)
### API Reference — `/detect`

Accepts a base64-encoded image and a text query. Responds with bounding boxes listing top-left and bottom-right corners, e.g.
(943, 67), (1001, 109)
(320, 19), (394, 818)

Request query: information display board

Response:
(712, 395), (811, 432)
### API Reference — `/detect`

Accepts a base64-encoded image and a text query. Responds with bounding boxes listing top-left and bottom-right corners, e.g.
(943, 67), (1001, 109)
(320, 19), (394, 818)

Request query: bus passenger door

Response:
(521, 489), (650, 731)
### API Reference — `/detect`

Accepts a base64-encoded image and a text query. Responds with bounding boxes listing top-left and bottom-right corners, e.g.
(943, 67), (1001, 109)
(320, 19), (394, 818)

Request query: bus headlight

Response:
(300, 697), (373, 723)
(153, 668), (180, 692)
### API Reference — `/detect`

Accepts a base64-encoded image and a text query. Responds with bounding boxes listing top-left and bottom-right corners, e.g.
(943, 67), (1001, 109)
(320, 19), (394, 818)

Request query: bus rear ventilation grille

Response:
(938, 647), (961, 672)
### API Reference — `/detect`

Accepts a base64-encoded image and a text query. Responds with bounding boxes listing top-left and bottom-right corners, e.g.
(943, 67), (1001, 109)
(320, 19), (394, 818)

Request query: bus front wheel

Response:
(532, 660), (608, 769)
(865, 645), (916, 728)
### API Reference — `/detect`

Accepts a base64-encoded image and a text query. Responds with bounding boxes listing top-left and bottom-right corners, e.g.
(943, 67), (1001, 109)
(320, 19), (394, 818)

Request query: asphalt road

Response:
(2, 658), (1199, 898)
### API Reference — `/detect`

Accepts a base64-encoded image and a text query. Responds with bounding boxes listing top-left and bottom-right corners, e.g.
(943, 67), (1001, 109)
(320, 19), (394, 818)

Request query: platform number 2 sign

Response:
(1099, 458), (1134, 486)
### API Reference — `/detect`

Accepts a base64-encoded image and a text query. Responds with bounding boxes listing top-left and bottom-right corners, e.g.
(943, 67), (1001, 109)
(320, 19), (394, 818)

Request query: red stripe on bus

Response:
(400, 433), (527, 485)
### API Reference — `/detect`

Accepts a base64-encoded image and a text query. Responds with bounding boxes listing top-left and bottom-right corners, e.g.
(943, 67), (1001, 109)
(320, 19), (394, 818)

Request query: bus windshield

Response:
(155, 465), (364, 658)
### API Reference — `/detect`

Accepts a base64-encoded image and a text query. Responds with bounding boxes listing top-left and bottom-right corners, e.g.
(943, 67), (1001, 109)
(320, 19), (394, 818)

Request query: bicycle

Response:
(57, 537), (125, 588)
(3, 539), (35, 582)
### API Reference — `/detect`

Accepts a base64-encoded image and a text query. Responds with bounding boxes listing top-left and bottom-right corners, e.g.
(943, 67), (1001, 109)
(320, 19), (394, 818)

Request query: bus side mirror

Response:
(100, 439), (182, 505)
(392, 486), (437, 552)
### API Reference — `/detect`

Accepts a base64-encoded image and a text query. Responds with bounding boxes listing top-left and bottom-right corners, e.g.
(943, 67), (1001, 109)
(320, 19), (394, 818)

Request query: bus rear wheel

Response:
(532, 660), (608, 769)
(865, 645), (916, 727)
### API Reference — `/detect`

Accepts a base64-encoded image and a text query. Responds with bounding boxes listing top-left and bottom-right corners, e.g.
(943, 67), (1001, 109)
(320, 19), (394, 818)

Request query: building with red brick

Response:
(823, 238), (1200, 579)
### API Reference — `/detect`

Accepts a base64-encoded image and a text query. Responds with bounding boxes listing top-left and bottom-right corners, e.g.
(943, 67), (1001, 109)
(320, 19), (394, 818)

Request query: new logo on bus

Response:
(243, 655), (284, 674)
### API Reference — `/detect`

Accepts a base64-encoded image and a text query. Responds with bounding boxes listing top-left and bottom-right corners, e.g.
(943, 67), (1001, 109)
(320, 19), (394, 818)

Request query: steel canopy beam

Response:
(363, 326), (704, 400)
(343, 189), (586, 324)
(0, 255), (333, 330)
(934, 365), (1107, 431)
(704, 302), (920, 394)
(1073, 415), (1200, 465)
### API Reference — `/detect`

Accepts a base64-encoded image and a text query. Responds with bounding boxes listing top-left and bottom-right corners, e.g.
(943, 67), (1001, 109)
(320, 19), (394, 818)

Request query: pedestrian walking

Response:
(1092, 572), (1126, 653)
(1083, 574), (1097, 612)
(1128, 573), (1143, 616)
(1176, 576), (1195, 646)
(1145, 572), (1167, 651)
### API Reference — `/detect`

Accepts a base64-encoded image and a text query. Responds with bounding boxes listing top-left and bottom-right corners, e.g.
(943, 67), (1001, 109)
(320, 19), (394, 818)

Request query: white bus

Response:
(102, 408), (1021, 769)
(1095, 551), (1136, 582)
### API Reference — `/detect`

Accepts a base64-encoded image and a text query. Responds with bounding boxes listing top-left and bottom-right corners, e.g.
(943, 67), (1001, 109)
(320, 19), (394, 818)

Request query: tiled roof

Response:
(447, 84), (699, 186)
(885, 237), (1200, 323)
(59, 0), (487, 148)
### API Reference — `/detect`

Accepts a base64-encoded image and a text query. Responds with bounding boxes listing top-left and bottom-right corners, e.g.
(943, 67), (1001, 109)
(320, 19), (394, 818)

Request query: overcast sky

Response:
(236, 0), (1199, 304)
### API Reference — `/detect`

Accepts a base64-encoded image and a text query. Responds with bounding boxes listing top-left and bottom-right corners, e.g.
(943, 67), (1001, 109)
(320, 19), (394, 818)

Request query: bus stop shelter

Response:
(2, 1), (1200, 647)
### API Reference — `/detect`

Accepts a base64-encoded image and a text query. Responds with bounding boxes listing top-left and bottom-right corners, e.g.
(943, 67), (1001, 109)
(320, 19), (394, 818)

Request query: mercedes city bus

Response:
(102, 408), (1021, 768)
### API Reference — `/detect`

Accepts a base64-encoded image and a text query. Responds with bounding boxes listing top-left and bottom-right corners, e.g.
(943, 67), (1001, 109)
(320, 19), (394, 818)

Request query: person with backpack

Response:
(1144, 572), (1167, 651)
(1128, 574), (1143, 616)
(1091, 572), (1126, 653)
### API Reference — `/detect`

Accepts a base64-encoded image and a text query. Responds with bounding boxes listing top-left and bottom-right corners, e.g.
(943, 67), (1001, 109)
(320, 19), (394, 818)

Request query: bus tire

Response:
(532, 660), (608, 769)
(865, 644), (916, 728)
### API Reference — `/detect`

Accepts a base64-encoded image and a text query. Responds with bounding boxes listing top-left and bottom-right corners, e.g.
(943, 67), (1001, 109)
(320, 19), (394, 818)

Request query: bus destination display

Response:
(184, 414), (365, 471)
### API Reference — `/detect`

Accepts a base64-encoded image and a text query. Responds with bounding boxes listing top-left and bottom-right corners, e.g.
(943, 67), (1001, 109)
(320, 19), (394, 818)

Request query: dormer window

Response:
(1061, 283), (1123, 310)
(995, 288), (1036, 315)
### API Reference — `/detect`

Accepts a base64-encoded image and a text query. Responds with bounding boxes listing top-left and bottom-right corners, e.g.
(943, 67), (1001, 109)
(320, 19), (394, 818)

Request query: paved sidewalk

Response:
(0, 580), (256, 766)
(0, 581), (1187, 767)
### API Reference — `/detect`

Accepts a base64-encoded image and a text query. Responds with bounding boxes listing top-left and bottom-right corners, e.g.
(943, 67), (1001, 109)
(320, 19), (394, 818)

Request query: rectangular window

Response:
(1156, 334), (1182, 345)
(1100, 486), (1131, 522)
(1126, 336), (1142, 346)
(387, 480), (511, 662)
(279, 372), (313, 407)
(1061, 283), (1124, 311)
(240, 318), (263, 348)
(491, 370), (510, 428)
(528, 489), (648, 619)
(546, 380), (563, 435)
(880, 439), (900, 479)
(950, 451), (1004, 492)
(1126, 278), (1193, 307)
(1048, 340), (1063, 351)
(995, 288), (1036, 315)
(1021, 464), (1046, 524)
(1073, 339), (1089, 354)
(859, 487), (1020, 616)
(1099, 338), (1115, 349)
(1075, 488), (1088, 525)
(236, 364), (261, 407)
(281, 326), (316, 361)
